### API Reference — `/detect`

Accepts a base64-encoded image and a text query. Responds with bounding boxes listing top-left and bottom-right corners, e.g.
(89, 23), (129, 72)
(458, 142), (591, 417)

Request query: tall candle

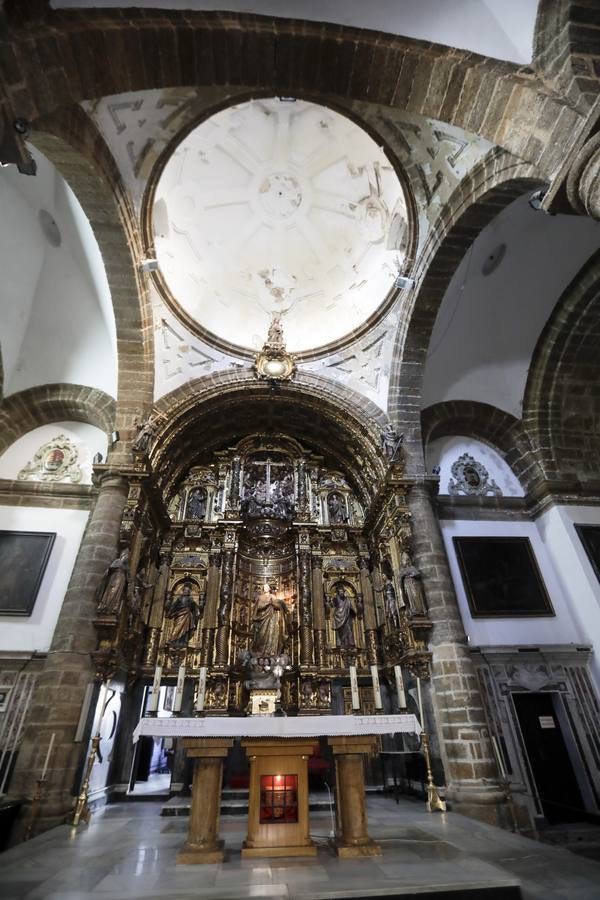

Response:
(196, 666), (207, 712)
(394, 665), (407, 709)
(173, 665), (186, 713)
(93, 682), (108, 734)
(370, 665), (383, 710)
(349, 664), (360, 710)
(416, 677), (425, 726)
(41, 732), (55, 781)
(147, 665), (162, 714)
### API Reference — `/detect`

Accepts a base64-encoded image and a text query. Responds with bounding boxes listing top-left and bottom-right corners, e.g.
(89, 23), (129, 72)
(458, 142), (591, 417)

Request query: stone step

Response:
(160, 785), (384, 817)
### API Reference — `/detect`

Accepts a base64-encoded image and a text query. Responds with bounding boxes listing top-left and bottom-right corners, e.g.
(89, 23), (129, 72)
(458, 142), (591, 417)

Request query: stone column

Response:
(408, 481), (506, 825)
(229, 455), (241, 510)
(10, 473), (129, 837)
(176, 738), (233, 864)
(297, 459), (307, 513)
(328, 736), (381, 857)
(200, 550), (222, 666)
(298, 550), (313, 665)
(215, 546), (235, 664)
(567, 132), (600, 220)
(311, 554), (326, 667)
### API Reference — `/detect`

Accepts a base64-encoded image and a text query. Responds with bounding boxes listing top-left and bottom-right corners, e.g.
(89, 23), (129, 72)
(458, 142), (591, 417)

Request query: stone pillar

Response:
(311, 554), (326, 667)
(328, 736), (381, 857)
(298, 549), (313, 665)
(176, 738), (233, 864)
(200, 550), (222, 666)
(215, 546), (235, 664)
(567, 132), (600, 220)
(358, 557), (378, 664)
(408, 481), (506, 825)
(10, 473), (129, 836)
(297, 459), (307, 512)
(229, 455), (241, 509)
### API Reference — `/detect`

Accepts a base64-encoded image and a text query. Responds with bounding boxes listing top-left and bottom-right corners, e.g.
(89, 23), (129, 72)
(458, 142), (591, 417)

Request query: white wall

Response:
(0, 422), (108, 484)
(0, 506), (88, 653)
(536, 505), (600, 687)
(441, 519), (584, 651)
(427, 436), (524, 496)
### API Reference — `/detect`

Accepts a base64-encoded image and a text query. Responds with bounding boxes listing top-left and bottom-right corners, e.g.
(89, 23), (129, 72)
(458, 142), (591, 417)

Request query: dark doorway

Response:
(513, 691), (586, 823)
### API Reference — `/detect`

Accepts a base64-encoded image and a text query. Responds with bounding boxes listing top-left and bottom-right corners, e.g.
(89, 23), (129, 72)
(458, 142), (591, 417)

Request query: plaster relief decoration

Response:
(151, 97), (408, 355)
(18, 434), (82, 483)
(447, 453), (501, 497)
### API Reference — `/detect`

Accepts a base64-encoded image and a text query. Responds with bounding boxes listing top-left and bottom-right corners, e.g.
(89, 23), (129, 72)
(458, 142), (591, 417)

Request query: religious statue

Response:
(266, 313), (284, 347)
(327, 491), (346, 524)
(398, 552), (427, 615)
(165, 582), (200, 648)
(382, 424), (403, 460)
(186, 487), (207, 520)
(329, 584), (356, 649)
(132, 416), (157, 453)
(96, 549), (130, 616)
(250, 583), (291, 657)
(383, 574), (400, 627)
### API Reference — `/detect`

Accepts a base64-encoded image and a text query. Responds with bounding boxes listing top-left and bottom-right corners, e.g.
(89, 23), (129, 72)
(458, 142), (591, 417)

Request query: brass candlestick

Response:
(421, 731), (446, 812)
(72, 734), (100, 826)
(24, 778), (46, 841)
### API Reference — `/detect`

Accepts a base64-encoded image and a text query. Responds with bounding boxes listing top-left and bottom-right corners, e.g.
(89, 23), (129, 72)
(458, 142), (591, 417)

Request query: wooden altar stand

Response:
(134, 714), (419, 864)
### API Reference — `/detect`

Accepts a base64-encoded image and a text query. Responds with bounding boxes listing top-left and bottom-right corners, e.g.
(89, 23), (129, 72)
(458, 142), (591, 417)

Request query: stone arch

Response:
(28, 105), (154, 445)
(0, 9), (586, 179)
(421, 400), (543, 493)
(152, 369), (389, 503)
(388, 154), (544, 475)
(0, 383), (115, 457)
(534, 0), (600, 112)
(523, 248), (600, 484)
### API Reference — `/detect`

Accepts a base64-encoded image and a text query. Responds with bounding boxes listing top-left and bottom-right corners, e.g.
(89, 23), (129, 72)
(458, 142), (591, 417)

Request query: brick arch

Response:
(421, 400), (543, 493)
(152, 369), (389, 500)
(28, 105), (154, 447)
(0, 383), (115, 457)
(523, 248), (600, 483)
(388, 154), (544, 475)
(534, 0), (600, 112)
(0, 9), (586, 180)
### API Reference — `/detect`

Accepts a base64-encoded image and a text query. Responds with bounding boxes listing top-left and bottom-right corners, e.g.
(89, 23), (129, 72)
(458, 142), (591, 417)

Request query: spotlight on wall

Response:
(140, 258), (159, 272)
(395, 275), (415, 290)
(13, 117), (29, 135)
(528, 188), (547, 211)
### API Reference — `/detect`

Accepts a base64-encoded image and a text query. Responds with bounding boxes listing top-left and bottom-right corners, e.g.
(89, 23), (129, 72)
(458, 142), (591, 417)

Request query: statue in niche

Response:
(165, 582), (201, 648)
(382, 424), (403, 460)
(132, 416), (157, 453)
(186, 487), (207, 520)
(383, 574), (400, 627)
(96, 549), (130, 616)
(328, 492), (347, 524)
(250, 583), (291, 657)
(329, 584), (356, 649)
(398, 552), (427, 615)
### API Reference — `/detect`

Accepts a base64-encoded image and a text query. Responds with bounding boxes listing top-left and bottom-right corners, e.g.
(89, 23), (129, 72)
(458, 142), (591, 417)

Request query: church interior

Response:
(2, 2), (600, 897)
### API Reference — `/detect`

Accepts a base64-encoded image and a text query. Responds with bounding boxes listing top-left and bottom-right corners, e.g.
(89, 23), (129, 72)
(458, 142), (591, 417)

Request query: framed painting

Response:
(575, 525), (600, 584)
(452, 536), (554, 618)
(0, 531), (56, 616)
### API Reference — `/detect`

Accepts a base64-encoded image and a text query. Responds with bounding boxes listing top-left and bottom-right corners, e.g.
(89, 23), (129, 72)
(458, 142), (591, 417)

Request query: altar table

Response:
(133, 714), (420, 863)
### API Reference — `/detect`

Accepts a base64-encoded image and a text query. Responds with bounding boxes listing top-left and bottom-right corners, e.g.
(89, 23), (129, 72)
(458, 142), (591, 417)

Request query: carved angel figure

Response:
(96, 549), (130, 616)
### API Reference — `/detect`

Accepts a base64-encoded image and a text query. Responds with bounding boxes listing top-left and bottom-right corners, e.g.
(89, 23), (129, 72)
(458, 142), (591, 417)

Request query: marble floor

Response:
(1, 796), (600, 900)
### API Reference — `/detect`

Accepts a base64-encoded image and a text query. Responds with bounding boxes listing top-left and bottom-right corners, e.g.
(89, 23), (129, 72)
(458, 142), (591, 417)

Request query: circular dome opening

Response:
(151, 97), (409, 355)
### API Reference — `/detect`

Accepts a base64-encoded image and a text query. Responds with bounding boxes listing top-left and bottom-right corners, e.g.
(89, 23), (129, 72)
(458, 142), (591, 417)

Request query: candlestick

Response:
(349, 664), (360, 710)
(147, 665), (162, 715)
(416, 677), (424, 726)
(370, 665), (383, 710)
(40, 732), (55, 781)
(173, 665), (186, 713)
(394, 665), (407, 709)
(195, 666), (207, 713)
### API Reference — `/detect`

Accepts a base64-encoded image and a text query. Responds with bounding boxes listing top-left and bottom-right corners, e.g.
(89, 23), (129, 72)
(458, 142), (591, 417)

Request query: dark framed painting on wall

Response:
(575, 525), (600, 583)
(0, 531), (56, 616)
(452, 536), (554, 618)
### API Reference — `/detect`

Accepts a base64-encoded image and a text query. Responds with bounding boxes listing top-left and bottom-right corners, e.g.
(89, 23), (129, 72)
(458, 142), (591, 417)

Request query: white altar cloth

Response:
(133, 713), (419, 742)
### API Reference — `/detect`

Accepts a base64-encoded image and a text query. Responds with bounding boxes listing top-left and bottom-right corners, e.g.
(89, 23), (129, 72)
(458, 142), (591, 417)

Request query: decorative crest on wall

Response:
(254, 314), (296, 381)
(18, 434), (82, 484)
(447, 453), (502, 497)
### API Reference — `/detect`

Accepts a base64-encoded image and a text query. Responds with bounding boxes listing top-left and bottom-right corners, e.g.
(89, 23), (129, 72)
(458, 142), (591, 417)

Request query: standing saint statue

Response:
(96, 549), (130, 615)
(398, 552), (427, 615)
(329, 584), (356, 649)
(165, 582), (200, 648)
(383, 574), (400, 627)
(327, 492), (346, 524)
(250, 583), (291, 658)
